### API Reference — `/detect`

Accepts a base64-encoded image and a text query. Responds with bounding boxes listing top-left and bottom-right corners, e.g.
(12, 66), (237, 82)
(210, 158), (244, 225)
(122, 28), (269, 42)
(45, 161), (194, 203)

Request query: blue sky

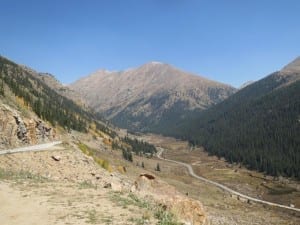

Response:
(0, 0), (299, 87)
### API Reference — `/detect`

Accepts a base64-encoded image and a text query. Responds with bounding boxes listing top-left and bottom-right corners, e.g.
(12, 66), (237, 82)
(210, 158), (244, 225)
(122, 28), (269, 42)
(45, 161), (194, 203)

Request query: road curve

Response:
(157, 147), (300, 212)
(0, 141), (63, 155)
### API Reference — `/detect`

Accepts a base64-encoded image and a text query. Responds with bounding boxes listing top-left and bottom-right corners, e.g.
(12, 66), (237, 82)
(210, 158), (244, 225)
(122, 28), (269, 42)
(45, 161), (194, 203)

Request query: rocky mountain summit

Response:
(278, 56), (300, 86)
(70, 62), (236, 132)
(281, 56), (300, 73)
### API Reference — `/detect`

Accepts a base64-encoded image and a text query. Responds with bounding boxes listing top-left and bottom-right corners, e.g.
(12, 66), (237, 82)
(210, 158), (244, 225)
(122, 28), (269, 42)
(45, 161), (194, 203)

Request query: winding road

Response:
(0, 141), (62, 155)
(157, 147), (300, 212)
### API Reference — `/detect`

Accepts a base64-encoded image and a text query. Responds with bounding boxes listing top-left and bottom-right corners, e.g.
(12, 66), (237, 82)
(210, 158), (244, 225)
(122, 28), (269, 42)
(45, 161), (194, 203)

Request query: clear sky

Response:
(0, 0), (299, 87)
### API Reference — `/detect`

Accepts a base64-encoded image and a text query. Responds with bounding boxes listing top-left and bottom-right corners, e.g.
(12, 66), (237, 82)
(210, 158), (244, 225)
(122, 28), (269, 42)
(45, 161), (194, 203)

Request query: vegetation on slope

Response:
(167, 73), (300, 179)
(112, 136), (157, 162)
(122, 136), (157, 156)
(0, 56), (115, 136)
(78, 142), (112, 172)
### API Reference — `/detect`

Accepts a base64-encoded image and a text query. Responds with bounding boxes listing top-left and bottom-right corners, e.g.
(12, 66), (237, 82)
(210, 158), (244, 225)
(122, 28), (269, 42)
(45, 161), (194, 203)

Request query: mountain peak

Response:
(70, 61), (236, 133)
(142, 61), (167, 68)
(149, 61), (164, 65)
(281, 56), (300, 72)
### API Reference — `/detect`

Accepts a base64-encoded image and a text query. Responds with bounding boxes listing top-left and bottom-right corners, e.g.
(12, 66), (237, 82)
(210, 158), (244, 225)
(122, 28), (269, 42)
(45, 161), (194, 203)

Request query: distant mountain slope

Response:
(70, 62), (236, 133)
(21, 66), (85, 107)
(170, 57), (300, 178)
(0, 55), (115, 137)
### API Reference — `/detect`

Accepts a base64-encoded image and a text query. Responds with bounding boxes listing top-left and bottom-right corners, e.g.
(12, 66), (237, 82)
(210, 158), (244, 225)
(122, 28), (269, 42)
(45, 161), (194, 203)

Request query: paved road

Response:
(0, 141), (63, 155)
(157, 147), (300, 212)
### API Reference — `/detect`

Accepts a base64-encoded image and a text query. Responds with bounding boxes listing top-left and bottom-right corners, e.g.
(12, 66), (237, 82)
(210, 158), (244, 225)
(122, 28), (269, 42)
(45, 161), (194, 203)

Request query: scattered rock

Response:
(103, 183), (112, 189)
(111, 181), (123, 192)
(51, 155), (61, 161)
(140, 173), (155, 180)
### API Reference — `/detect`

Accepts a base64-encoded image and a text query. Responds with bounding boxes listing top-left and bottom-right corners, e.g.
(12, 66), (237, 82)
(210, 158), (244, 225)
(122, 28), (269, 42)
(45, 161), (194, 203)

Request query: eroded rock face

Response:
(132, 174), (207, 225)
(14, 115), (28, 143)
(0, 104), (55, 149)
(0, 104), (17, 147)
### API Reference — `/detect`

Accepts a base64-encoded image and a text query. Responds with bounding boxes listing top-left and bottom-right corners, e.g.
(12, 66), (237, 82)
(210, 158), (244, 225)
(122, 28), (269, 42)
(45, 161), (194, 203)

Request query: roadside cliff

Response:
(0, 103), (56, 149)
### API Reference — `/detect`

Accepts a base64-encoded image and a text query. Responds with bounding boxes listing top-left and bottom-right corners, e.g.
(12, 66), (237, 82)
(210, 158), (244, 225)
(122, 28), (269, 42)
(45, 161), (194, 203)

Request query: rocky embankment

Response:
(132, 173), (207, 225)
(0, 141), (207, 225)
(0, 103), (55, 149)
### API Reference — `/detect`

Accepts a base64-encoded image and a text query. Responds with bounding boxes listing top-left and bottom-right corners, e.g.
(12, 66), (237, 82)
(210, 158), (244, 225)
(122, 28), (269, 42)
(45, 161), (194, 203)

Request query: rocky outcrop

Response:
(132, 173), (207, 225)
(14, 115), (29, 143)
(0, 103), (55, 149)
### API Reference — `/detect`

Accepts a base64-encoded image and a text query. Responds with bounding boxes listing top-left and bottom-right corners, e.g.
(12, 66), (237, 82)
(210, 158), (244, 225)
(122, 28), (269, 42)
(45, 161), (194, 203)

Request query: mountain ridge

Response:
(281, 56), (300, 72)
(70, 62), (236, 132)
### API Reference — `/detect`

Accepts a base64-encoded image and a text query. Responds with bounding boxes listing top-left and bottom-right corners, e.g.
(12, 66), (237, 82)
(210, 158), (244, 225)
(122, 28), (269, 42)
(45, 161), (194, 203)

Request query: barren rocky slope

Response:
(70, 62), (236, 132)
(0, 138), (207, 225)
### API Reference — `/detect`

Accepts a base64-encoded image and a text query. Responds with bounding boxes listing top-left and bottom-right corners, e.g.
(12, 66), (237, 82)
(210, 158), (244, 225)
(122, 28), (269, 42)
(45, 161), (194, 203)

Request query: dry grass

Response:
(78, 142), (112, 172)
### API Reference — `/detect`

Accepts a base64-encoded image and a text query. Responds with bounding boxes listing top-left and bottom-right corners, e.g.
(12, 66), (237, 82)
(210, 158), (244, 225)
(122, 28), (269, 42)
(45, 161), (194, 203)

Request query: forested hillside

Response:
(166, 62), (300, 179)
(0, 56), (114, 136)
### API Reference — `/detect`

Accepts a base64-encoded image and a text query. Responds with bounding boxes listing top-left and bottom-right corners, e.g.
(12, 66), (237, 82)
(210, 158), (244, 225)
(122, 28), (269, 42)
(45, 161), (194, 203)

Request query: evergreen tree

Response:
(156, 163), (161, 172)
(122, 148), (133, 162)
(0, 79), (4, 96)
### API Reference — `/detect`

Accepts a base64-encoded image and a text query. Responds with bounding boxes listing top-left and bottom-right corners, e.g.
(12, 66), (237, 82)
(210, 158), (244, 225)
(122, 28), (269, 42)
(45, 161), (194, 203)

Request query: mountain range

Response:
(69, 62), (236, 133)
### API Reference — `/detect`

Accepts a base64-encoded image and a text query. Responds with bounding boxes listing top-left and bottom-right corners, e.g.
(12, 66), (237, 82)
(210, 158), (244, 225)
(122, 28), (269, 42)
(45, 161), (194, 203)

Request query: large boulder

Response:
(132, 173), (207, 225)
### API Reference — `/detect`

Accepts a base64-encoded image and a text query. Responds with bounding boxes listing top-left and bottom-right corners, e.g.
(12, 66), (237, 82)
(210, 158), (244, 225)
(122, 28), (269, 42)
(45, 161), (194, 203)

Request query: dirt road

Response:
(157, 147), (300, 212)
(0, 141), (62, 155)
